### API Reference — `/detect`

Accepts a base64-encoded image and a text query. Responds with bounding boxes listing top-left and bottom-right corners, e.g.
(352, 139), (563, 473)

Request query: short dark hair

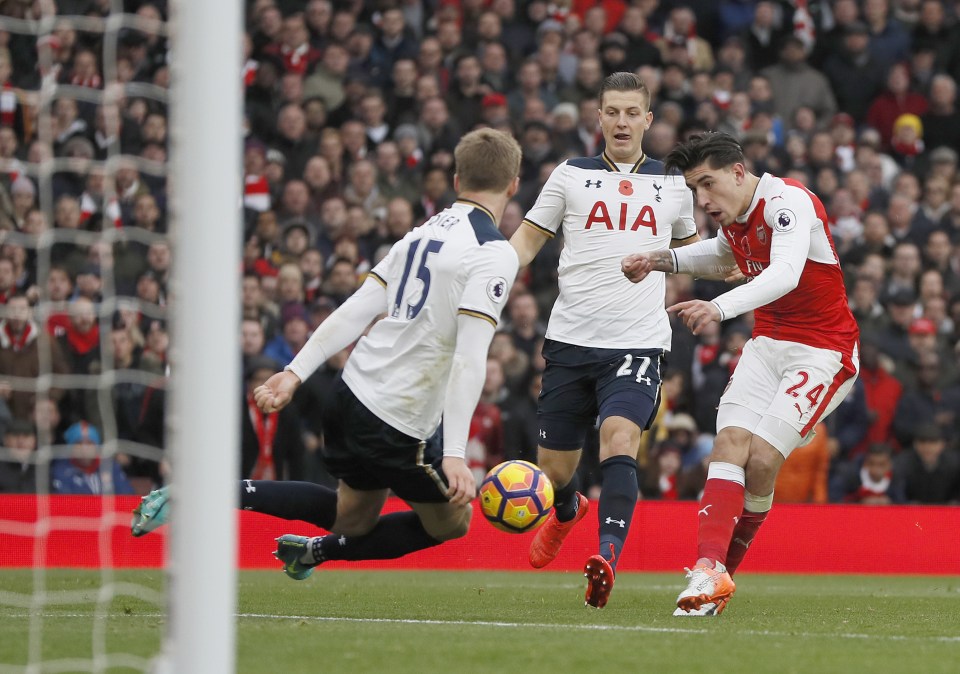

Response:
(664, 132), (746, 175)
(597, 71), (649, 109)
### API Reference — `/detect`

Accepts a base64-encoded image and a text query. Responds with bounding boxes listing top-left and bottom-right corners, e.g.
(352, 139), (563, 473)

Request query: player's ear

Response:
(507, 176), (520, 198)
(644, 110), (653, 129)
(453, 173), (460, 192)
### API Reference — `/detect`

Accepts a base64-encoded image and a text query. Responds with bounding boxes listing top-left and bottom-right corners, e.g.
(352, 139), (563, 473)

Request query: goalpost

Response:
(0, 1), (241, 671)
(165, 0), (242, 672)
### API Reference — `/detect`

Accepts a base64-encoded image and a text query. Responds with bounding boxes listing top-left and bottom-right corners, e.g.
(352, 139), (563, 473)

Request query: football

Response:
(479, 460), (554, 533)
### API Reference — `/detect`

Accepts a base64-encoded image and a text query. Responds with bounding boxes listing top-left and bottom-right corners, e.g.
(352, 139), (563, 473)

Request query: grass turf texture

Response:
(0, 570), (957, 673)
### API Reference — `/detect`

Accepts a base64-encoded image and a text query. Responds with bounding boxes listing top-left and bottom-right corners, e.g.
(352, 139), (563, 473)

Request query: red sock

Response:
(696, 478), (745, 567)
(725, 509), (769, 576)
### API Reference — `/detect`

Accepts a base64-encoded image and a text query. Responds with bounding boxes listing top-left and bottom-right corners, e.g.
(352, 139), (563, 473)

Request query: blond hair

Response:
(454, 128), (521, 193)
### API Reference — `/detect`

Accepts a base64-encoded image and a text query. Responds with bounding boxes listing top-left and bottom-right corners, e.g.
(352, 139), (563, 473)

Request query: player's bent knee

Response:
(422, 504), (472, 542)
(711, 427), (752, 463)
(331, 509), (380, 537)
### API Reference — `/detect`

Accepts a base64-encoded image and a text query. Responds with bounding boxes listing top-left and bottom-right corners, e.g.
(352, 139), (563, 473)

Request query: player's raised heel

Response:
(131, 486), (170, 537)
(274, 534), (316, 580)
(676, 562), (735, 614)
(528, 493), (589, 569)
(583, 554), (614, 608)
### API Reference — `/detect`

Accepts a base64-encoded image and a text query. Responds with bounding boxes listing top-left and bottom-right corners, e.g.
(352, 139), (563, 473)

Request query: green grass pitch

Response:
(0, 569), (958, 673)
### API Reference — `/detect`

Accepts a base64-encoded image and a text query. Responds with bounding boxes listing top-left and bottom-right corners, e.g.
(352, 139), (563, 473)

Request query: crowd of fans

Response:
(0, 0), (958, 503)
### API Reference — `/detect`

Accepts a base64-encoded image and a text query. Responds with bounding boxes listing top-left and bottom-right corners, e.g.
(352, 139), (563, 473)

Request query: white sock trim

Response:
(744, 490), (773, 513)
(706, 461), (746, 486)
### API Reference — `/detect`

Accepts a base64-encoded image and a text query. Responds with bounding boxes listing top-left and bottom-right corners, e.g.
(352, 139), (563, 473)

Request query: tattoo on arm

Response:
(648, 250), (676, 273)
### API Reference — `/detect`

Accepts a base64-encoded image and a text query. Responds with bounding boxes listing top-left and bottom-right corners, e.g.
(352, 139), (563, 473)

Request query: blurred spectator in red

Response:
(242, 356), (304, 481)
(262, 13), (321, 76)
(866, 62), (928, 150)
(467, 358), (506, 483)
(830, 443), (903, 504)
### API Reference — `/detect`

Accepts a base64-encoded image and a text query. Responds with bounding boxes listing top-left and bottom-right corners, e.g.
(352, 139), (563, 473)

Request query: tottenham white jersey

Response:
(523, 153), (696, 349)
(343, 200), (519, 440)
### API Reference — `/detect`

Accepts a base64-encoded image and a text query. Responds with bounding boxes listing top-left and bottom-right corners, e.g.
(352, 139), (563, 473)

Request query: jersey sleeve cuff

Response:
(711, 300), (727, 322)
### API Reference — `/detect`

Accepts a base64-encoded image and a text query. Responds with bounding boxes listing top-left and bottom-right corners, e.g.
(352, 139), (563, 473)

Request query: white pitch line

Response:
(5, 612), (958, 644)
(237, 613), (960, 643)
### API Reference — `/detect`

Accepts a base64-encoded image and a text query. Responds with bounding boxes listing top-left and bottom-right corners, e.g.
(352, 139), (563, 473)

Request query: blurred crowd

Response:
(0, 0), (958, 503)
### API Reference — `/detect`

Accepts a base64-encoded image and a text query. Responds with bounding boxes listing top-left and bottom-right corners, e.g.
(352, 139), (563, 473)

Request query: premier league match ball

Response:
(479, 460), (554, 533)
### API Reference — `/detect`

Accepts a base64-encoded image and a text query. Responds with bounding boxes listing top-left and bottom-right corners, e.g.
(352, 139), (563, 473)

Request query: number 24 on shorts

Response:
(785, 371), (824, 409)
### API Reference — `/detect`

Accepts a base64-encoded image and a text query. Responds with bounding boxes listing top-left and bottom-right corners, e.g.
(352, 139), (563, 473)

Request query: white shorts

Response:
(716, 336), (859, 458)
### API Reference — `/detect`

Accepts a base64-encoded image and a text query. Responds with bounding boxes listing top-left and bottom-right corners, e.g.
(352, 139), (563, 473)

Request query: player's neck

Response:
(739, 173), (762, 217)
(456, 191), (509, 224)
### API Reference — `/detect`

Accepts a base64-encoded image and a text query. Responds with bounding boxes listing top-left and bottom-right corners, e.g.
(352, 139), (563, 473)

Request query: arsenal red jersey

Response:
(717, 174), (859, 356)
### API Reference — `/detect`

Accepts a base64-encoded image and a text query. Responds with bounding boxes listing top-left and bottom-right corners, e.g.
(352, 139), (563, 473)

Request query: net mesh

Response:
(0, 2), (172, 670)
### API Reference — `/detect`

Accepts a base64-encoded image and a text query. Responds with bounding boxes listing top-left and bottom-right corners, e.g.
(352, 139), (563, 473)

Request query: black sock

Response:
(552, 473), (581, 523)
(239, 480), (337, 530)
(312, 512), (441, 562)
(597, 455), (638, 572)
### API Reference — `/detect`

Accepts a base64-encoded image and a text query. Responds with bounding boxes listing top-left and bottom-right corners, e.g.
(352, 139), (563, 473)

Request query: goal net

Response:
(0, 1), (240, 672)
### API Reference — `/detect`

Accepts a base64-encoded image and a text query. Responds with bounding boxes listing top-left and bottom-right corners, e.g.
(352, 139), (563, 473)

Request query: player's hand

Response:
(621, 253), (653, 283)
(668, 299), (722, 336)
(723, 266), (745, 283)
(253, 371), (301, 413)
(442, 457), (477, 506)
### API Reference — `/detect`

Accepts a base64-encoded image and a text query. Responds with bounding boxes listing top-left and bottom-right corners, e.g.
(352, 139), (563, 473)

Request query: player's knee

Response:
(712, 427), (751, 463)
(537, 452), (578, 489)
(424, 504), (472, 542)
(599, 430), (640, 460)
(746, 442), (783, 486)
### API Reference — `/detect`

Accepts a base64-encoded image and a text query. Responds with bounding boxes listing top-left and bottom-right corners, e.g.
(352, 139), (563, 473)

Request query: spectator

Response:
(830, 442), (904, 504)
(823, 22), (889, 124)
(241, 356), (304, 481)
(51, 421), (134, 495)
(466, 358), (506, 483)
(893, 350), (955, 446)
(263, 303), (310, 369)
(0, 295), (69, 421)
(894, 423), (960, 503)
(865, 62), (929, 150)
(0, 419), (37, 493)
(761, 35), (837, 124)
(774, 422), (830, 504)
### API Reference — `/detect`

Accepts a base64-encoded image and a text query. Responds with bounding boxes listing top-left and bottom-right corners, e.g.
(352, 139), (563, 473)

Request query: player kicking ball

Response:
(133, 129), (522, 579)
(622, 132), (859, 616)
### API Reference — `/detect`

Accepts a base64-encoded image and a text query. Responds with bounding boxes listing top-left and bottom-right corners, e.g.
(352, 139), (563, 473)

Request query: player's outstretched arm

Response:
(439, 314), (499, 505)
(509, 223), (549, 268)
(621, 250), (675, 283)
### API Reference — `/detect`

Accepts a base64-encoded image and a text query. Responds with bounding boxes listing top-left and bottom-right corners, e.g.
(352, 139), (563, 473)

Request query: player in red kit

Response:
(622, 132), (859, 616)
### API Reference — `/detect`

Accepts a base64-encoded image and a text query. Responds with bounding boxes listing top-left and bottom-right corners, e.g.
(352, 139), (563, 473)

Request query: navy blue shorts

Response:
(321, 376), (449, 503)
(537, 339), (664, 451)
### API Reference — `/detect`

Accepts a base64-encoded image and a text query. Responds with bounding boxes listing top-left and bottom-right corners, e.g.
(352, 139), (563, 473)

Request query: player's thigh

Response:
(323, 378), (450, 503)
(408, 500), (472, 541)
(537, 340), (601, 451)
(723, 337), (858, 459)
(332, 481), (389, 536)
(595, 347), (664, 458)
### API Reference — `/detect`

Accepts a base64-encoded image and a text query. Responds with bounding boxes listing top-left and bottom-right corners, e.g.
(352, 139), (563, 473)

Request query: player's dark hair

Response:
(664, 132), (746, 175)
(597, 71), (650, 109)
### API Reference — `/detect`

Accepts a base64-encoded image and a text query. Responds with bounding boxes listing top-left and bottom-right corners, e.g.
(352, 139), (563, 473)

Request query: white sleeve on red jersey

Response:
(710, 184), (816, 321)
(672, 233), (736, 276)
(522, 163), (568, 235)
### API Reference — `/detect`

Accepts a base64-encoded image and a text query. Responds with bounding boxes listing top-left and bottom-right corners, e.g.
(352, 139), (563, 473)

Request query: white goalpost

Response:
(165, 0), (242, 672)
